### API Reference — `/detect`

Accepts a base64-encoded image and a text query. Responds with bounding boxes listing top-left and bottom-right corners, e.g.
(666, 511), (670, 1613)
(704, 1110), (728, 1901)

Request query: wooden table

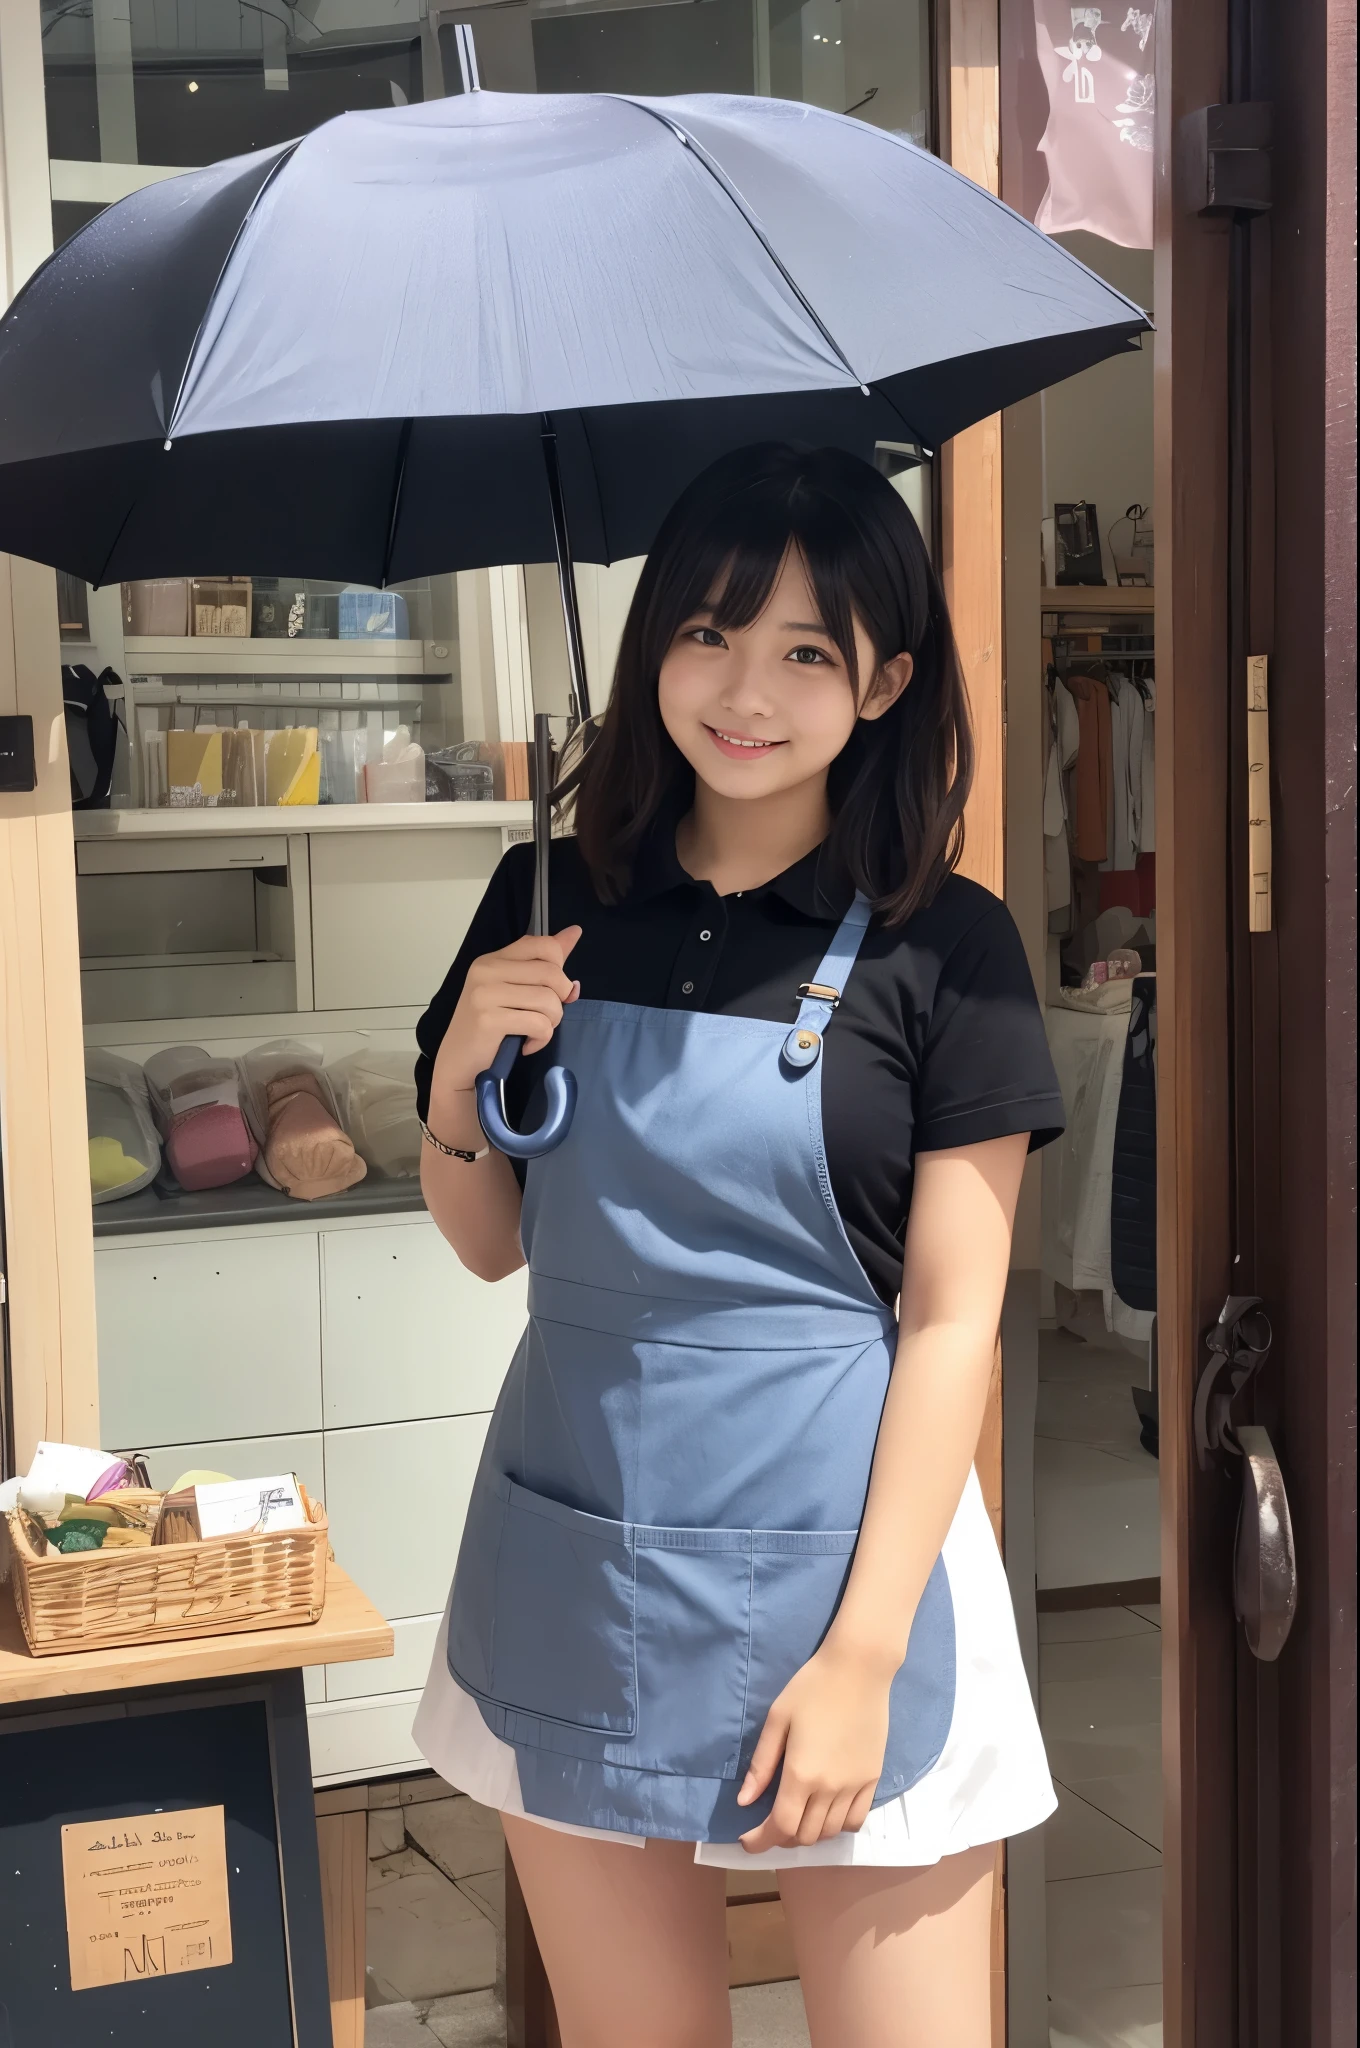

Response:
(0, 1563), (392, 2047)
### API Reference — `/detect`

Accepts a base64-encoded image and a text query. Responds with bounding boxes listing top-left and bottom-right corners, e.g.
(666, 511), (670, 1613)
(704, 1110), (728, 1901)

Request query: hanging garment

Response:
(1063, 671), (1113, 863)
(1138, 677), (1156, 853)
(1104, 675), (1145, 871)
(1042, 983), (1133, 1322)
(1044, 695), (1072, 920)
(416, 899), (1054, 1866)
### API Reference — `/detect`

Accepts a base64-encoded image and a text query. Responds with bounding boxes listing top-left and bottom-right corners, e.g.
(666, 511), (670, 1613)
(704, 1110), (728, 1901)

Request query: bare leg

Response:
(777, 1842), (997, 2048)
(501, 1815), (732, 2048)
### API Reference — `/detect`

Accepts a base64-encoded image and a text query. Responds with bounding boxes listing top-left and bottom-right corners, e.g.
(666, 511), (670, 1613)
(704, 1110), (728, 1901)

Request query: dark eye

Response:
(688, 625), (727, 648)
(788, 643), (831, 665)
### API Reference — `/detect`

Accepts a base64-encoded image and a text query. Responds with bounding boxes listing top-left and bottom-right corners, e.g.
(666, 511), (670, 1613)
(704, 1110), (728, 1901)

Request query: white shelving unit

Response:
(123, 635), (453, 677)
(75, 551), (544, 1777)
(77, 801), (533, 839)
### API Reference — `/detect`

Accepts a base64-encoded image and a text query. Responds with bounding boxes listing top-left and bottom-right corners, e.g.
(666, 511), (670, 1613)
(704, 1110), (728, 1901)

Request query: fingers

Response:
(844, 1784), (877, 1833)
(496, 926), (582, 968)
(739, 1776), (879, 1855)
(736, 1703), (791, 1808)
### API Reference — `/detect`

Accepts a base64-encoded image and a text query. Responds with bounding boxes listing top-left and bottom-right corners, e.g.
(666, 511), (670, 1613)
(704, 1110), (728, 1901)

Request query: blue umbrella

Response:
(0, 88), (1149, 1154)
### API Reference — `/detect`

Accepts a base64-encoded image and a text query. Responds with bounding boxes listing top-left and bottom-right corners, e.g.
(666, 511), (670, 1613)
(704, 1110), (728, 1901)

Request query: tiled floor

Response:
(1035, 1325), (1160, 1592)
(1033, 1318), (1163, 2047)
(1039, 1604), (1163, 2046)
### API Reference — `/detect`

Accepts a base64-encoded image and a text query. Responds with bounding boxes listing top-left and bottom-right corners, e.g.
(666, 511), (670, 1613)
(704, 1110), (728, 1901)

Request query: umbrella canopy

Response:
(0, 90), (1148, 588)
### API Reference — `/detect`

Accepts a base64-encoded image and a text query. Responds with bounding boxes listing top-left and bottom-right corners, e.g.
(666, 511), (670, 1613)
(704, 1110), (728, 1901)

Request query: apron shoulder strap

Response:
(791, 893), (873, 1038)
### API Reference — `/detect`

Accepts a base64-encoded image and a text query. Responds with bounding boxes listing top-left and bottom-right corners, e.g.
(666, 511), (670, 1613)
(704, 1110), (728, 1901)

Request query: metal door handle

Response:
(1232, 1424), (1298, 1662)
(1194, 1296), (1298, 1661)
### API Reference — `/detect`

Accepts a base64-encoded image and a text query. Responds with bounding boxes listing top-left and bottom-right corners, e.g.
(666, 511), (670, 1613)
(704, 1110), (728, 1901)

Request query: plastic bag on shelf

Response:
(363, 725), (425, 804)
(85, 1051), (161, 1203)
(238, 1039), (367, 1200)
(142, 1046), (259, 1191)
(330, 1048), (421, 1179)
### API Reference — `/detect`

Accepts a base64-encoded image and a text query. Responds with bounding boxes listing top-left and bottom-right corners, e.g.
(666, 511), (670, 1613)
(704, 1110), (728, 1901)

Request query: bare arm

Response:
(421, 925), (582, 1282)
(737, 1130), (1029, 1851)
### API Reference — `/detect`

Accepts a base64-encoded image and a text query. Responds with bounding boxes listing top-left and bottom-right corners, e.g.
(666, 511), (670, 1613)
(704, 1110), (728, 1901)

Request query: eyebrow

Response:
(690, 605), (834, 636)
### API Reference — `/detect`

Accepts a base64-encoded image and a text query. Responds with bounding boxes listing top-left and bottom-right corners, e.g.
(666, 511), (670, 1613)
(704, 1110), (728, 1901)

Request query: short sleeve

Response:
(915, 900), (1065, 1154)
(414, 844), (534, 1120)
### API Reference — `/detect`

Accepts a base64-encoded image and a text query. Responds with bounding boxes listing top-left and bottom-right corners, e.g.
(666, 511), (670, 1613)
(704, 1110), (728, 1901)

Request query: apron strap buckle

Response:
(798, 981), (841, 1008)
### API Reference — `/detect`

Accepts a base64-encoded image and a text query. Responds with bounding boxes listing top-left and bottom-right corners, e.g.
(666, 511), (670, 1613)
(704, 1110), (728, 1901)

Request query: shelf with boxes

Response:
(109, 566), (538, 812)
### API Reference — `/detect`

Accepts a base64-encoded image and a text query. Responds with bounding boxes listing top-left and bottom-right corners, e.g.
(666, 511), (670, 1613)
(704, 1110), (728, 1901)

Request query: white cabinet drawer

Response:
(96, 1234), (322, 1448)
(321, 1220), (523, 1428)
(325, 1613), (441, 1702)
(323, 1414), (489, 1620)
(309, 827), (501, 1010)
(76, 835), (289, 875)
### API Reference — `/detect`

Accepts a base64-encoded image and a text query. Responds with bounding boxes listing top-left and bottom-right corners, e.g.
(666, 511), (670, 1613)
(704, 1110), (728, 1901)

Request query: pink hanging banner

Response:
(1033, 6), (1156, 248)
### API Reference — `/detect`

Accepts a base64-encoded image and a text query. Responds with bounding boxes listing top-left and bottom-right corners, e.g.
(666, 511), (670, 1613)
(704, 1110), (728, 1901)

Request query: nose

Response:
(718, 647), (775, 721)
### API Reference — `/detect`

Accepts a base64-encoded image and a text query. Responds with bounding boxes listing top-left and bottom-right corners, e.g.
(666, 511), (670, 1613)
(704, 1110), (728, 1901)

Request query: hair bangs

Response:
(567, 442), (973, 925)
(702, 487), (864, 691)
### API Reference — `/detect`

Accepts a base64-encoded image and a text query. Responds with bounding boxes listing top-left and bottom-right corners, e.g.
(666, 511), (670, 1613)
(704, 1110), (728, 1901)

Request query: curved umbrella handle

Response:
(475, 1033), (578, 1159)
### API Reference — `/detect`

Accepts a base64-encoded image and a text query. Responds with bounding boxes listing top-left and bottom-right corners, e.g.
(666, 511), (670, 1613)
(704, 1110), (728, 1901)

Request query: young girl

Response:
(412, 444), (1064, 2047)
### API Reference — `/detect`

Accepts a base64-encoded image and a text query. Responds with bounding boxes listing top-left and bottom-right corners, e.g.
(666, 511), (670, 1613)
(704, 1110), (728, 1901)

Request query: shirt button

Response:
(682, 980), (694, 994)
(699, 930), (711, 942)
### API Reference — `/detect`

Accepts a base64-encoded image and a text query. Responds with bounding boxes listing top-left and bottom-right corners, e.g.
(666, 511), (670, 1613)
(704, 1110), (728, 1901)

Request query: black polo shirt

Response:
(415, 829), (1064, 1307)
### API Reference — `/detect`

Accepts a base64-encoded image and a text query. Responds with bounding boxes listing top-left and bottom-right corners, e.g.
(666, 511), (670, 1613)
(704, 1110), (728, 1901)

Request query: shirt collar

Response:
(624, 806), (854, 922)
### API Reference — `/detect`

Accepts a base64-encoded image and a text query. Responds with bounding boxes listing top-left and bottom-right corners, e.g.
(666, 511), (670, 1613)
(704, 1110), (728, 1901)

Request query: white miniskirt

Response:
(413, 1468), (1055, 1870)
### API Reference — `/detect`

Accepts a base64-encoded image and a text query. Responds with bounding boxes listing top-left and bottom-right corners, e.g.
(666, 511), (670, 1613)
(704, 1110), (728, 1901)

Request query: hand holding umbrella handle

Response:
(473, 686), (580, 1161)
(475, 1033), (578, 1159)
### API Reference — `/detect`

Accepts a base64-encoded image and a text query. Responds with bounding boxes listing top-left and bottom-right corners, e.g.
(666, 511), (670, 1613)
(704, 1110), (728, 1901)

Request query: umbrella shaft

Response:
(541, 418), (593, 729)
(531, 711), (553, 940)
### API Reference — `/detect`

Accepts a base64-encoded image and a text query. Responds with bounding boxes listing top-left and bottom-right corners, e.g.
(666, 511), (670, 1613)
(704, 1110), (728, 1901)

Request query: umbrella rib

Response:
(380, 416), (415, 589)
(165, 137), (304, 444)
(610, 95), (870, 396)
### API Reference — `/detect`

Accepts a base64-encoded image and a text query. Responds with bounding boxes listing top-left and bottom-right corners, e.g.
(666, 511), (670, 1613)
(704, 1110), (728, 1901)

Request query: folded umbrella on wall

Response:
(0, 87), (1149, 1153)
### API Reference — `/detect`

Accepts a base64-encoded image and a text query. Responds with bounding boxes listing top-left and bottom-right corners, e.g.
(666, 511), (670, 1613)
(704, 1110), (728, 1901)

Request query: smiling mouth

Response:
(705, 725), (786, 756)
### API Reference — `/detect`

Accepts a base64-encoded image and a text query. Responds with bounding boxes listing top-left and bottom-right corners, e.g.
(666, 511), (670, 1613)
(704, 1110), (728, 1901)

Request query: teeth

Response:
(714, 729), (772, 748)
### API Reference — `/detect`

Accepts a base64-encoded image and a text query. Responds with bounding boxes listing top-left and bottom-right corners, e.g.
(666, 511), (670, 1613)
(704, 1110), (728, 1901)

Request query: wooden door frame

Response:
(1254, 0), (1357, 2036)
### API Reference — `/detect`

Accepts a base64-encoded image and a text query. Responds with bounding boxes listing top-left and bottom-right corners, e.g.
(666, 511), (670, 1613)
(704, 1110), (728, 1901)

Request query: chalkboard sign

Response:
(0, 1680), (328, 2048)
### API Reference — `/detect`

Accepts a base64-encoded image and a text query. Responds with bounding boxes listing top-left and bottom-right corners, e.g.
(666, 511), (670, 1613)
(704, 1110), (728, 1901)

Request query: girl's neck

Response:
(675, 774), (832, 897)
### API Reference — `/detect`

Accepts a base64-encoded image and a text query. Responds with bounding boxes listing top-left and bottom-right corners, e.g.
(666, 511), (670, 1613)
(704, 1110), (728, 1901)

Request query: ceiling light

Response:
(187, 79), (199, 92)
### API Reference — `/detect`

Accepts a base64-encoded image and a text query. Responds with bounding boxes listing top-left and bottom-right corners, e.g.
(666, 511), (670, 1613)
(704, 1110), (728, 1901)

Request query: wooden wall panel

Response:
(941, 0), (1005, 904)
(0, 6), (98, 1473)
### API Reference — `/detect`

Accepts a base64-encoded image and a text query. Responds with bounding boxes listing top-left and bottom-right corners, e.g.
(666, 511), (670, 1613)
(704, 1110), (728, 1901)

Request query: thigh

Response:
(778, 1842), (997, 2048)
(501, 1815), (731, 2048)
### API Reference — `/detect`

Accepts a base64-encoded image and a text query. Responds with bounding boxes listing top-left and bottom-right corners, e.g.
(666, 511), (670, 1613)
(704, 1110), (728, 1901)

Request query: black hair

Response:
(571, 442), (973, 925)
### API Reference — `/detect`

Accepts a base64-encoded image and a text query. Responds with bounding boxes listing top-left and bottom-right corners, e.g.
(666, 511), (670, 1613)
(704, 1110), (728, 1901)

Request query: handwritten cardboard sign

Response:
(61, 1804), (233, 1990)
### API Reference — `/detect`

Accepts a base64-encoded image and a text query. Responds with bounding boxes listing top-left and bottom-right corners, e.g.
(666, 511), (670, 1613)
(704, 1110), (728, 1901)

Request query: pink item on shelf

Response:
(142, 1047), (259, 1191)
(167, 1100), (258, 1190)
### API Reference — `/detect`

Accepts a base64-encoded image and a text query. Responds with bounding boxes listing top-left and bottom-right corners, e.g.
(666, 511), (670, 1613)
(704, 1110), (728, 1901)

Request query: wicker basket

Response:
(4, 1488), (329, 1656)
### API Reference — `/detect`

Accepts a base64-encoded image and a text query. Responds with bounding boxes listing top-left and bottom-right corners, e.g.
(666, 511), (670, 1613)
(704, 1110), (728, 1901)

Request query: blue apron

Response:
(447, 894), (956, 1842)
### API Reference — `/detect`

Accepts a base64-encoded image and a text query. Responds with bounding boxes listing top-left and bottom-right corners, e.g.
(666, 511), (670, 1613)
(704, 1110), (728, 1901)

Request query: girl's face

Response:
(657, 548), (911, 803)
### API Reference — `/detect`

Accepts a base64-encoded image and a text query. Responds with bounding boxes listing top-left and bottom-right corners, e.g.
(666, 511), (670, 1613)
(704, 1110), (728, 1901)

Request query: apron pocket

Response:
(632, 1530), (754, 1779)
(487, 1478), (637, 1736)
(745, 1530), (859, 1747)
